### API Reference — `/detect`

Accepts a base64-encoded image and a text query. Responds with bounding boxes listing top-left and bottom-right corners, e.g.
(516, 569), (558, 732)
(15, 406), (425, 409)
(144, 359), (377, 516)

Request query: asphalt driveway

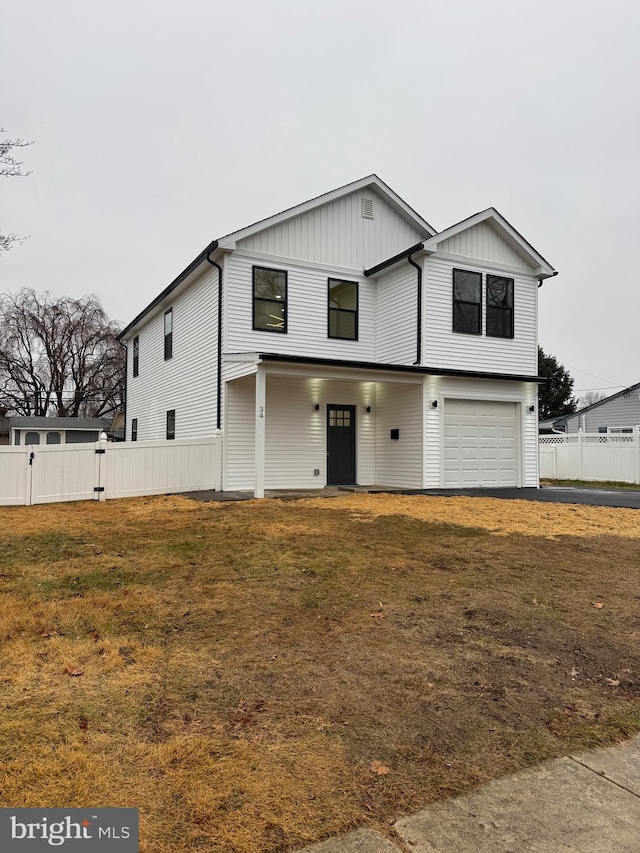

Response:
(385, 486), (640, 509)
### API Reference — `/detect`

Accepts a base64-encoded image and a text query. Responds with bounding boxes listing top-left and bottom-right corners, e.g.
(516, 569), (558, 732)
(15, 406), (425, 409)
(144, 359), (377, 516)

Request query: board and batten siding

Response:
(375, 264), (418, 365)
(125, 264), (220, 441)
(374, 381), (423, 488)
(436, 221), (534, 271)
(422, 255), (538, 375)
(236, 189), (424, 270)
(225, 253), (376, 362)
(423, 377), (539, 487)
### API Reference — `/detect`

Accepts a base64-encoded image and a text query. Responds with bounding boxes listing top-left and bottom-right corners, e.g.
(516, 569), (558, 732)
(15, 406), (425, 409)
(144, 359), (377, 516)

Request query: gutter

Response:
(364, 242), (426, 369)
(538, 270), (559, 288)
(205, 250), (223, 430)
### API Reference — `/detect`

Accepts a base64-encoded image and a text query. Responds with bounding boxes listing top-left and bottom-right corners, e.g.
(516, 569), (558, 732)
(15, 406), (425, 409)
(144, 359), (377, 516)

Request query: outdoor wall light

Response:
(432, 400), (438, 408)
(366, 406), (371, 413)
(314, 404), (320, 411)
(528, 405), (535, 413)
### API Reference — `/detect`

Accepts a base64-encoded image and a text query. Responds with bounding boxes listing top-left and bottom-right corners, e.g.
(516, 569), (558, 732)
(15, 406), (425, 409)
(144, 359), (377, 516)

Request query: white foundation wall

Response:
(374, 382), (423, 487)
(422, 376), (539, 487)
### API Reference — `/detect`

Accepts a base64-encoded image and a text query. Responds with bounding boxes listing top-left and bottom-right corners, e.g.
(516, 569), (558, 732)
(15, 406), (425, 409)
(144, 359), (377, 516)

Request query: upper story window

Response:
(453, 269), (482, 335)
(486, 275), (514, 338)
(133, 335), (139, 377)
(166, 410), (175, 440)
(328, 279), (358, 340)
(164, 309), (173, 360)
(253, 266), (287, 333)
(131, 418), (138, 442)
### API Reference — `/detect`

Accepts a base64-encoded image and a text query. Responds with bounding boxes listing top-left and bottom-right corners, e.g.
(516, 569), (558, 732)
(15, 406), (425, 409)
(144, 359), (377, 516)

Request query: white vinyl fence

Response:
(539, 432), (640, 484)
(0, 436), (221, 506)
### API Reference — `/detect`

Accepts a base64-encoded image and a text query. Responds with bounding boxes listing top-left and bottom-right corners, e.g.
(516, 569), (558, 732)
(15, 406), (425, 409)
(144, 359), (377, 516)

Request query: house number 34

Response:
(259, 406), (264, 418)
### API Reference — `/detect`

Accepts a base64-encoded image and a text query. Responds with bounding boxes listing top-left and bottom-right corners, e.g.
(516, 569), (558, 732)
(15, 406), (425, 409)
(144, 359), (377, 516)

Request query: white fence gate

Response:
(539, 433), (640, 484)
(0, 436), (221, 506)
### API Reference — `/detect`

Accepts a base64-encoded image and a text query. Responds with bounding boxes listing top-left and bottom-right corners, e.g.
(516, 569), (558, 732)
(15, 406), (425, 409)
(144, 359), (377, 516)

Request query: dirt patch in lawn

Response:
(0, 494), (639, 852)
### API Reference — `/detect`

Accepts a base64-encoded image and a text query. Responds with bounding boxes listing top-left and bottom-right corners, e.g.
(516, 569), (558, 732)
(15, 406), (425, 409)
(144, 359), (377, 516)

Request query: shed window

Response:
(166, 410), (175, 440)
(328, 279), (358, 340)
(453, 269), (482, 334)
(486, 275), (514, 338)
(46, 432), (61, 445)
(164, 309), (173, 360)
(253, 267), (287, 333)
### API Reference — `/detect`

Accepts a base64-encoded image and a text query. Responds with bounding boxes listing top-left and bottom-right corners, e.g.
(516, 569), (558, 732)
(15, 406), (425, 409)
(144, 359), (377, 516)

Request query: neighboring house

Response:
(118, 175), (557, 496)
(541, 382), (640, 434)
(9, 417), (111, 446)
(0, 417), (9, 446)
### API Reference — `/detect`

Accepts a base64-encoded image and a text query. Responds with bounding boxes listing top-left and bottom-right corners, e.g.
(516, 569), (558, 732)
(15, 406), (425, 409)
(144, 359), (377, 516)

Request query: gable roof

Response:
(8, 417), (111, 431)
(216, 174), (436, 249)
(118, 175), (436, 340)
(550, 381), (640, 424)
(423, 208), (557, 280)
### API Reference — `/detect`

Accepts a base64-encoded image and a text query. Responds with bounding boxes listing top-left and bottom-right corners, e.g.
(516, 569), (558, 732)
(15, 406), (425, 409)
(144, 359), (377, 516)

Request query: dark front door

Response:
(327, 405), (356, 485)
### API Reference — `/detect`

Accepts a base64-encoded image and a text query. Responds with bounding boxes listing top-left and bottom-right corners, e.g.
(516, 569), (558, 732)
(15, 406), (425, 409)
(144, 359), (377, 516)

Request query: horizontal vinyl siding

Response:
(225, 253), (376, 362)
(423, 256), (538, 375)
(375, 264), (418, 365)
(565, 395), (640, 433)
(224, 375), (255, 490)
(437, 222), (534, 270)
(374, 382), (423, 487)
(237, 189), (423, 270)
(125, 266), (220, 441)
(424, 377), (538, 487)
(264, 378), (375, 489)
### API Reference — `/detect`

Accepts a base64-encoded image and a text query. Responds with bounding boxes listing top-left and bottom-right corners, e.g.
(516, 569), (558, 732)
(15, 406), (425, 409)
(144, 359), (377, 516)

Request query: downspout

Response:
(407, 253), (422, 365)
(205, 246), (223, 430)
(118, 339), (128, 441)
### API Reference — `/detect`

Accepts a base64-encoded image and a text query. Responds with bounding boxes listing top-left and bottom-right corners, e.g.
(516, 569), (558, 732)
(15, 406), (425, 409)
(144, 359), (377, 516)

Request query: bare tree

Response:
(578, 390), (607, 409)
(0, 288), (125, 418)
(1, 128), (33, 253)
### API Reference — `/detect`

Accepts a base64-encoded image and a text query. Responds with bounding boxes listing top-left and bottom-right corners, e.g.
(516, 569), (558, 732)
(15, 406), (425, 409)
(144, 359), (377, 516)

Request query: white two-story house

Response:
(118, 175), (556, 496)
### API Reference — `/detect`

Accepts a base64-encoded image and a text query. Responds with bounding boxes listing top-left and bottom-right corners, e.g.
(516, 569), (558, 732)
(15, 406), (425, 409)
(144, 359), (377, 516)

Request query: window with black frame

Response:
(164, 309), (173, 359)
(253, 267), (287, 332)
(453, 269), (482, 334)
(328, 279), (358, 340)
(486, 275), (514, 338)
(133, 335), (139, 376)
(166, 409), (175, 440)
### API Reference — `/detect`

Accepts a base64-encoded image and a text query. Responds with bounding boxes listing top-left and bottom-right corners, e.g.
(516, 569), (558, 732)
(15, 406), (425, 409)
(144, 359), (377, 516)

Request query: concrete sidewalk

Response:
(293, 737), (640, 852)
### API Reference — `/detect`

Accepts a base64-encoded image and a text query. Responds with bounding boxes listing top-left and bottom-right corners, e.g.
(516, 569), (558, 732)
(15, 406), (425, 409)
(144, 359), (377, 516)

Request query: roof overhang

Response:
(217, 175), (437, 250)
(422, 208), (557, 280)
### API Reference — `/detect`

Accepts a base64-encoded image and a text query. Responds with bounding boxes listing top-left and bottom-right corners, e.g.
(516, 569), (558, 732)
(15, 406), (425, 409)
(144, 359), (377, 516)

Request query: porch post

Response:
(254, 367), (266, 498)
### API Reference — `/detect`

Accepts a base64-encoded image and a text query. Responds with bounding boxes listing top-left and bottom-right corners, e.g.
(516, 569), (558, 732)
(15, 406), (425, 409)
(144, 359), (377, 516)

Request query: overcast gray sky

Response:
(3, 0), (639, 398)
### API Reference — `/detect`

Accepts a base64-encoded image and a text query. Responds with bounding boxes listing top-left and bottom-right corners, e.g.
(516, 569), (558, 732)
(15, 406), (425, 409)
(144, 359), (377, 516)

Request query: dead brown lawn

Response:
(0, 493), (639, 852)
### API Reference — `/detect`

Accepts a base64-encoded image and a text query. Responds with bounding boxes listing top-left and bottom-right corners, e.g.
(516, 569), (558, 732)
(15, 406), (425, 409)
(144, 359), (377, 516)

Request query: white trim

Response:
(217, 175), (436, 248)
(232, 247), (366, 278)
(426, 251), (534, 277)
(423, 208), (556, 278)
(254, 368), (266, 498)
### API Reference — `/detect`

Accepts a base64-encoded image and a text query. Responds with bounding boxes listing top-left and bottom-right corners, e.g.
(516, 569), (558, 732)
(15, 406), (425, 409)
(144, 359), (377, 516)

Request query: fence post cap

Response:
(99, 431), (108, 441)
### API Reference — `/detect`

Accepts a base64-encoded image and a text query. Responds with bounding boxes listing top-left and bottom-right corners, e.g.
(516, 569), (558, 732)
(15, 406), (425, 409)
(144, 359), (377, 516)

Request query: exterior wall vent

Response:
(362, 197), (374, 219)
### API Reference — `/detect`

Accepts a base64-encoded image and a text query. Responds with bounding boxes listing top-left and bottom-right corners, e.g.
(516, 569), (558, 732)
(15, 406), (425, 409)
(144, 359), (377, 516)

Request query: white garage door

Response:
(443, 399), (518, 488)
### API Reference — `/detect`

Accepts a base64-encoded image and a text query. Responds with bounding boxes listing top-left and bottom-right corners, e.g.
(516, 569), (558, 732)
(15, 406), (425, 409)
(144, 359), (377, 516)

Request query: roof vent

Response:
(362, 197), (374, 219)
